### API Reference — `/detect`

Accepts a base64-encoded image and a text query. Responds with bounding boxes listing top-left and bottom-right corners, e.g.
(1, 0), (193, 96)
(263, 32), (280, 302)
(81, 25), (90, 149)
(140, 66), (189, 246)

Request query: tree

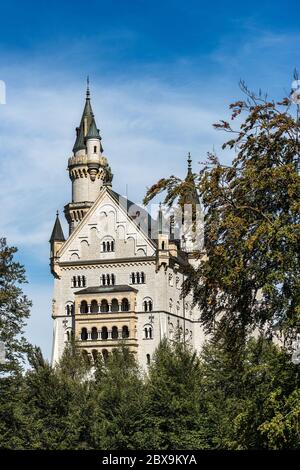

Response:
(0, 238), (32, 371)
(200, 336), (300, 449)
(144, 81), (300, 348)
(143, 337), (208, 450)
(90, 346), (147, 450)
(16, 345), (92, 450)
(0, 238), (33, 449)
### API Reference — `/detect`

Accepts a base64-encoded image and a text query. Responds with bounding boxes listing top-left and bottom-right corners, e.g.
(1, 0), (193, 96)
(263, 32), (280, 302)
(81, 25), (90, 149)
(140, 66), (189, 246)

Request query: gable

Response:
(59, 187), (157, 263)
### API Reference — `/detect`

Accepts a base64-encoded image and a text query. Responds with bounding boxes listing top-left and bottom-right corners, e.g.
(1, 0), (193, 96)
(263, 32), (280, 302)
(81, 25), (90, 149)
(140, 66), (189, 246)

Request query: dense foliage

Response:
(144, 84), (300, 348)
(0, 337), (299, 450)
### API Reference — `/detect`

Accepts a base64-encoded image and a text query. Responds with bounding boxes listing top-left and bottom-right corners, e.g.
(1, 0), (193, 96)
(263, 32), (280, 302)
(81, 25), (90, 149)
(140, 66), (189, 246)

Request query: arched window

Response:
(77, 276), (82, 287)
(111, 274), (115, 286)
(66, 303), (73, 315)
(106, 274), (110, 286)
(131, 272), (136, 284)
(102, 349), (109, 363)
(71, 276), (76, 288)
(106, 241), (110, 252)
(101, 274), (106, 286)
(101, 326), (108, 340)
(102, 242), (106, 252)
(143, 298), (153, 312)
(146, 354), (151, 365)
(93, 146), (97, 153)
(136, 272), (140, 284)
(122, 325), (129, 339)
(82, 350), (90, 364)
(111, 240), (115, 252)
(91, 327), (98, 341)
(100, 299), (109, 313)
(162, 241), (165, 250)
(141, 272), (145, 283)
(80, 300), (88, 314)
(144, 325), (153, 339)
(112, 326), (118, 339)
(169, 299), (173, 313)
(90, 300), (98, 314)
(92, 349), (98, 362)
(82, 276), (86, 287)
(111, 298), (119, 312)
(121, 298), (129, 312)
(66, 331), (70, 341)
(81, 328), (88, 341)
(169, 323), (174, 340)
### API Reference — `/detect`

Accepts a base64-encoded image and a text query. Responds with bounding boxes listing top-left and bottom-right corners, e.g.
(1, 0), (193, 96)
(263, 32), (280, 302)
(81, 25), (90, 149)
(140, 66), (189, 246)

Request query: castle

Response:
(49, 83), (205, 368)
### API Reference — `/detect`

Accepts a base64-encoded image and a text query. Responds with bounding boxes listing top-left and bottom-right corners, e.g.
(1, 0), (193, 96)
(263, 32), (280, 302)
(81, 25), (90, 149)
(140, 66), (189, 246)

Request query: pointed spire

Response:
(178, 152), (200, 206)
(49, 211), (65, 243)
(86, 117), (100, 139)
(187, 152), (192, 174)
(86, 75), (90, 98)
(158, 202), (163, 234)
(73, 78), (96, 152)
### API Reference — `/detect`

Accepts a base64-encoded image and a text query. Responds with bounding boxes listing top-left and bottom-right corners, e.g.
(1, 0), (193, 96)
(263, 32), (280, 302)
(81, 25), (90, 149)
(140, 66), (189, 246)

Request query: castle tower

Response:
(64, 79), (113, 234)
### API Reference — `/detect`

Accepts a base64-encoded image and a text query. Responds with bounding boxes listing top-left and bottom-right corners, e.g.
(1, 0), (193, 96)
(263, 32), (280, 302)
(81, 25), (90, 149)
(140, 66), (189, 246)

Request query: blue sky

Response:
(0, 0), (299, 359)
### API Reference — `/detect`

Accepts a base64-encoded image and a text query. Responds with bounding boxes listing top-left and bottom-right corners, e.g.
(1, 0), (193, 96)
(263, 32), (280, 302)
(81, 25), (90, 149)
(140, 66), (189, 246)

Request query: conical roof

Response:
(73, 81), (100, 152)
(49, 212), (65, 243)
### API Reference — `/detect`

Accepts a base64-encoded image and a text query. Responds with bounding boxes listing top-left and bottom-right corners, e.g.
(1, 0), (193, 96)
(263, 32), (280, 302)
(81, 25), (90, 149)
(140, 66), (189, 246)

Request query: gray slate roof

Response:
(75, 285), (138, 295)
(49, 214), (65, 243)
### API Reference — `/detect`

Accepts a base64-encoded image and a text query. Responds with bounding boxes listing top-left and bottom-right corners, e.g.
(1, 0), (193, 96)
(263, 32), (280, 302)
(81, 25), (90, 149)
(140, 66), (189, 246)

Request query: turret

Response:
(49, 211), (65, 277)
(64, 78), (113, 233)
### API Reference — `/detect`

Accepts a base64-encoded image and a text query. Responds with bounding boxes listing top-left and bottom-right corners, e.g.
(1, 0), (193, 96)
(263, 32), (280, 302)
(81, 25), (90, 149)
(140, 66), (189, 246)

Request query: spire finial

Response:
(86, 75), (90, 98)
(56, 210), (59, 217)
(187, 152), (192, 170)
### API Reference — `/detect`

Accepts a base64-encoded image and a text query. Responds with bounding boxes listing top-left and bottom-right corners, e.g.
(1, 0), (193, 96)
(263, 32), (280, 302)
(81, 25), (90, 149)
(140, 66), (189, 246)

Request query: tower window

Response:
(80, 328), (88, 341)
(146, 354), (151, 365)
(143, 325), (153, 339)
(100, 273), (116, 286)
(72, 275), (86, 288)
(122, 325), (129, 338)
(93, 145), (97, 153)
(143, 298), (153, 312)
(130, 272), (145, 285)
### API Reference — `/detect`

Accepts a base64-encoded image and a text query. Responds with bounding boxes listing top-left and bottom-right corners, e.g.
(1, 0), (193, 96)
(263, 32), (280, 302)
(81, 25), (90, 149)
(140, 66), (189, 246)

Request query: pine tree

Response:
(90, 346), (147, 450)
(144, 337), (208, 450)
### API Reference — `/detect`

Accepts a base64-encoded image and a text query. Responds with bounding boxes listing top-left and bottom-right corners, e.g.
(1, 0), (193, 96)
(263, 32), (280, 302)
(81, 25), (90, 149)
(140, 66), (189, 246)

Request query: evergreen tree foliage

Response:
(0, 238), (32, 371)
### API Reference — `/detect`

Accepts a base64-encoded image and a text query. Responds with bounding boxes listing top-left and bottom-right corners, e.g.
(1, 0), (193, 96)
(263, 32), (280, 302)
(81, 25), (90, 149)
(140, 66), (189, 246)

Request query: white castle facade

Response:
(50, 84), (205, 369)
